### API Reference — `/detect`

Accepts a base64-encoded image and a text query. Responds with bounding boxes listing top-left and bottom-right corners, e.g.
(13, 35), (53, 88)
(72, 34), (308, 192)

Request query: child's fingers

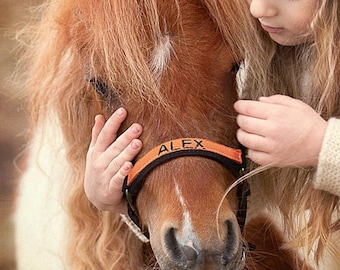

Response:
(90, 115), (105, 147)
(95, 108), (128, 152)
(234, 99), (270, 119)
(109, 161), (133, 193)
(236, 114), (268, 136)
(105, 162), (132, 214)
(105, 123), (143, 158)
(106, 139), (143, 176)
(247, 149), (273, 166)
(236, 128), (270, 153)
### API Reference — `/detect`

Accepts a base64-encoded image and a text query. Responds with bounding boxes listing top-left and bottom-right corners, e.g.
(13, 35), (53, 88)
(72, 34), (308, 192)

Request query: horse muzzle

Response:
(152, 218), (246, 270)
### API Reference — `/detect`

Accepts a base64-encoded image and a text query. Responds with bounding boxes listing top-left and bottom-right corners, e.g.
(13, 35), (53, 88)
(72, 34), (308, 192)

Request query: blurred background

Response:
(1, 1), (42, 269)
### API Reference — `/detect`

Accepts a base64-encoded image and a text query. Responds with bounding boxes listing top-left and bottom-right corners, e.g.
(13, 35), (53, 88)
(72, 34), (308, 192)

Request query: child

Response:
(234, 0), (340, 196)
(234, 0), (339, 268)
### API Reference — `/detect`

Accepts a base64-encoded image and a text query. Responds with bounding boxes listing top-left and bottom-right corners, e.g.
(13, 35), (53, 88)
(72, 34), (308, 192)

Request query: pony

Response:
(14, 0), (332, 269)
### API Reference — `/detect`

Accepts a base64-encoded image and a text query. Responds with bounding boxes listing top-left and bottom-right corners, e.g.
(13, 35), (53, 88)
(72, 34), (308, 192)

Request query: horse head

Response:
(80, 1), (248, 268)
(20, 0), (254, 268)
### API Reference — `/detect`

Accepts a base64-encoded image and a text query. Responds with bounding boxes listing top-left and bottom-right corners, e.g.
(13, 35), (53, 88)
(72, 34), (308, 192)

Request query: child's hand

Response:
(234, 95), (327, 167)
(84, 108), (143, 214)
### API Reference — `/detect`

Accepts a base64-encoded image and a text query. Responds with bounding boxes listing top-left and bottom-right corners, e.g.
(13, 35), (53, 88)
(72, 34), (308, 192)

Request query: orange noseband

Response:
(127, 138), (243, 187)
(122, 138), (247, 235)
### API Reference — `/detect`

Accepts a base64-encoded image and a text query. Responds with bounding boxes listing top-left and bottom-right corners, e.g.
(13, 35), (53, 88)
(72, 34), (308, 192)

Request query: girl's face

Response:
(247, 0), (318, 46)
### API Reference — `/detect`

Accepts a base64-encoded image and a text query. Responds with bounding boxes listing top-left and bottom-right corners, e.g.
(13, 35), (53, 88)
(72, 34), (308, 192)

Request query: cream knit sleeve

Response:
(314, 118), (340, 196)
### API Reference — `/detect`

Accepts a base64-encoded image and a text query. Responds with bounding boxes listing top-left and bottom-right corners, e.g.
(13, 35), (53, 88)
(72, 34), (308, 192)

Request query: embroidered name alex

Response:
(158, 139), (204, 156)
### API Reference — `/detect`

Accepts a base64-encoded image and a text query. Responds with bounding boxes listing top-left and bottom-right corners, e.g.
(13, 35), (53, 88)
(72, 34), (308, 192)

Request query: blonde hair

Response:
(241, 0), (340, 266)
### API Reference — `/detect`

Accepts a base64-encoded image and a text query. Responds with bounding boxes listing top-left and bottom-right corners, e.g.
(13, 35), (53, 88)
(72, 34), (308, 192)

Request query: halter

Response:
(122, 138), (249, 240)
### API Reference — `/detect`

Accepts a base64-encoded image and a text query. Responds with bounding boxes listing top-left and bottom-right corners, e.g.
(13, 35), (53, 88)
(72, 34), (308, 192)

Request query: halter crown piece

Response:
(122, 138), (249, 241)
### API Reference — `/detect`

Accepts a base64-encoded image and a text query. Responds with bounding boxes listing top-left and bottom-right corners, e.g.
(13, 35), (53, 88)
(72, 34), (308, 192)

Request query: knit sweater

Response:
(314, 118), (340, 196)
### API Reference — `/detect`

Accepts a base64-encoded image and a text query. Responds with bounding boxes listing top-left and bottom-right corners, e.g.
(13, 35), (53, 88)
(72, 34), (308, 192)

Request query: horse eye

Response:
(87, 77), (110, 96)
(87, 77), (121, 108)
(230, 62), (240, 73)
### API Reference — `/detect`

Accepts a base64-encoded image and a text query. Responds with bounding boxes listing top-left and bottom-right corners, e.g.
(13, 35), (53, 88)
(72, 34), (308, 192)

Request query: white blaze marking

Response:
(174, 180), (200, 250)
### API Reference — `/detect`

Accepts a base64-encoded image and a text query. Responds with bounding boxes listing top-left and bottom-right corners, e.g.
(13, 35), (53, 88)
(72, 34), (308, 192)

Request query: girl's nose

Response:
(248, 0), (278, 19)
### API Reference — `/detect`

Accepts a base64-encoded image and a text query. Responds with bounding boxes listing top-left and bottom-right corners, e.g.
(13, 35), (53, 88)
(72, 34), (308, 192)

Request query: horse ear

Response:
(87, 76), (122, 110)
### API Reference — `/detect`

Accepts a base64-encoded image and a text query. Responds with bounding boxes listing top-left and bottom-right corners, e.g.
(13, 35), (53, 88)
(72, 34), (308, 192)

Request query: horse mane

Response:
(17, 0), (254, 268)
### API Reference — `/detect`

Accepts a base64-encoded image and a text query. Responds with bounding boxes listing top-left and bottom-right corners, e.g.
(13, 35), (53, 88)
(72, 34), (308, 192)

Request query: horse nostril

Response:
(182, 244), (198, 263)
(222, 219), (239, 266)
(164, 228), (182, 262)
(164, 227), (199, 268)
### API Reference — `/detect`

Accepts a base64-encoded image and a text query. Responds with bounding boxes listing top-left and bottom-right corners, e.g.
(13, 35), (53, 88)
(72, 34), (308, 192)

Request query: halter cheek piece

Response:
(122, 138), (251, 248)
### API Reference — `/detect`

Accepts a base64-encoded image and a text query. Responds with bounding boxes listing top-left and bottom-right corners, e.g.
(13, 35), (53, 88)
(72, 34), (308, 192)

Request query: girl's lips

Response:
(261, 24), (284, 34)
